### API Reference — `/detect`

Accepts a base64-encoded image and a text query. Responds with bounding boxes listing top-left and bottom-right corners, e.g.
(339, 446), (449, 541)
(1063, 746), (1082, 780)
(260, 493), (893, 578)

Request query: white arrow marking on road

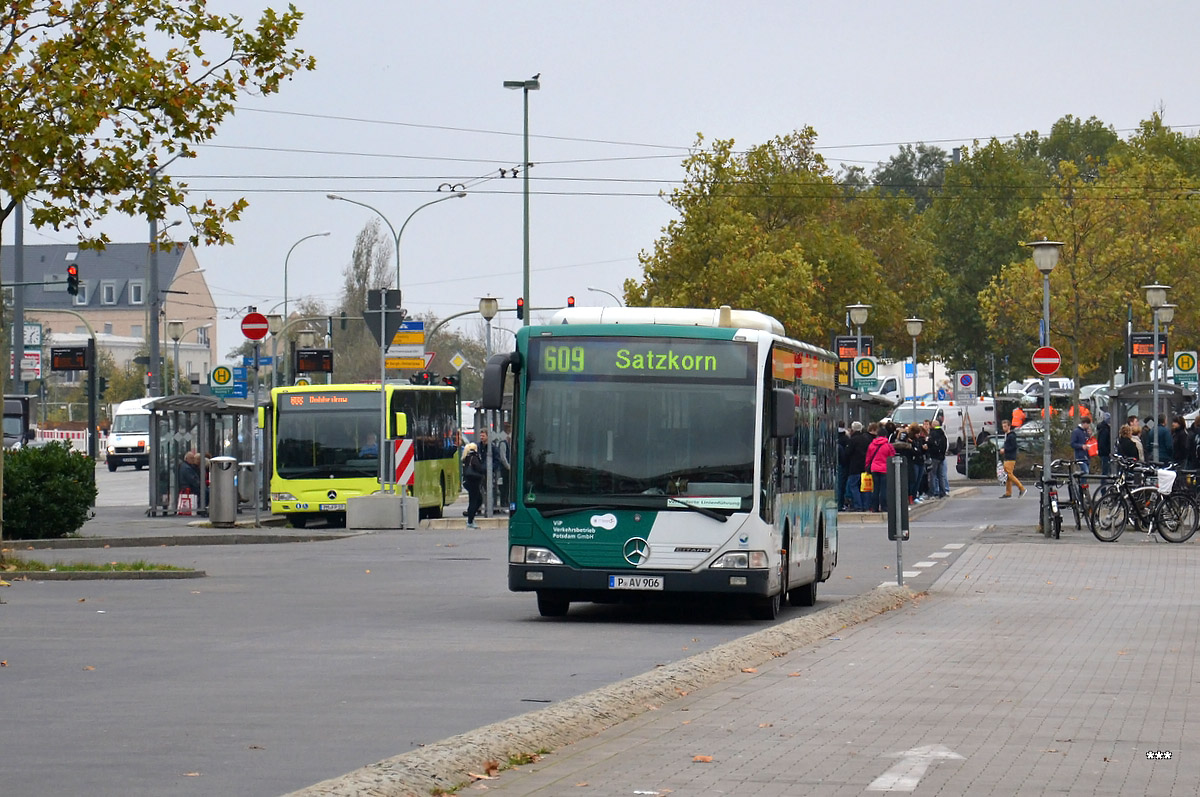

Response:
(867, 744), (964, 792)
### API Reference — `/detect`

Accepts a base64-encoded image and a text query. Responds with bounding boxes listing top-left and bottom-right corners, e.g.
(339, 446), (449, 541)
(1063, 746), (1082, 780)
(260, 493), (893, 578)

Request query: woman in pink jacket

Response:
(864, 422), (897, 512)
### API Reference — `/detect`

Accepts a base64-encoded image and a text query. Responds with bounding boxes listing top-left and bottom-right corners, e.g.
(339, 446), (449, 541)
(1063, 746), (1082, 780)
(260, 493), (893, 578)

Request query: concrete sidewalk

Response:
(295, 536), (1200, 797)
(479, 543), (1200, 797)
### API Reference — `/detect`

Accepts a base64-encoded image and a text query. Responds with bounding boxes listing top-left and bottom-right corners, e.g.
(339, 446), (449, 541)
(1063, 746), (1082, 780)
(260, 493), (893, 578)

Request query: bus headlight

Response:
(710, 550), (769, 569)
(271, 492), (298, 502)
(510, 546), (563, 565)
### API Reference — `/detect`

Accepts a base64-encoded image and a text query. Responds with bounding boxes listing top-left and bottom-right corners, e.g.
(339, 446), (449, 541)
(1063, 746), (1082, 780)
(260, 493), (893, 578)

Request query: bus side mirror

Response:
(482, 352), (520, 410)
(391, 412), (408, 438)
(257, 407), (265, 427)
(771, 388), (796, 438)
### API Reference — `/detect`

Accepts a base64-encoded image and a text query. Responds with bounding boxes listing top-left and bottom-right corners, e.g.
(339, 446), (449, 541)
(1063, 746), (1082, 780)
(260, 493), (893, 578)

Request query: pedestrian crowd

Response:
(837, 416), (950, 512)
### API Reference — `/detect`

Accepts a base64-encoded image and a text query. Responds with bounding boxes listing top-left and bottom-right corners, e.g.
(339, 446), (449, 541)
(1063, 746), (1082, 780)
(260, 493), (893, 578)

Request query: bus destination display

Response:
(529, 337), (752, 381)
(282, 392), (379, 410)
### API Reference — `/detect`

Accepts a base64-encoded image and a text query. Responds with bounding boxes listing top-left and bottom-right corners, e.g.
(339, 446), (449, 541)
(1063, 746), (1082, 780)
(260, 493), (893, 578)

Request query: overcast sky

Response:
(8, 0), (1200, 361)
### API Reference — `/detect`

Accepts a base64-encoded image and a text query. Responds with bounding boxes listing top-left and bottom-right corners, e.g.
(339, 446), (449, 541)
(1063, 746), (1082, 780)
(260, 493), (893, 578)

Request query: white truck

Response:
(106, 397), (155, 471)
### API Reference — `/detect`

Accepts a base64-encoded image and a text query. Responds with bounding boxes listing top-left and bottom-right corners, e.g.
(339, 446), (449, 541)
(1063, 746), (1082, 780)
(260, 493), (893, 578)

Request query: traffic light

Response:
(67, 264), (79, 296)
(515, 297), (525, 320)
(409, 371), (434, 385)
(441, 374), (460, 392)
(567, 295), (575, 308)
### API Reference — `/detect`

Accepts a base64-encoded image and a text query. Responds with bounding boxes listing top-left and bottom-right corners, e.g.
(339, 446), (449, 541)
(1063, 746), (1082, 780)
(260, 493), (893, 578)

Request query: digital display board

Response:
(50, 346), (88, 371)
(1129, 332), (1167, 359)
(834, 335), (873, 360)
(281, 391), (379, 411)
(295, 348), (334, 374)
(528, 337), (754, 382)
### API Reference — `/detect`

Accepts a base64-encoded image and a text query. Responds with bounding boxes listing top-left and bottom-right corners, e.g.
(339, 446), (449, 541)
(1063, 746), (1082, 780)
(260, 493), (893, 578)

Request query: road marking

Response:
(929, 552), (951, 559)
(868, 744), (965, 792)
(914, 561), (938, 568)
(902, 571), (920, 578)
(943, 543), (966, 549)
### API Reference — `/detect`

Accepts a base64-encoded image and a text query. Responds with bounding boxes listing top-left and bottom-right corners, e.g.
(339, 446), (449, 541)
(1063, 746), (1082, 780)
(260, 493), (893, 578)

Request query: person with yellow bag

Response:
(844, 421), (874, 511)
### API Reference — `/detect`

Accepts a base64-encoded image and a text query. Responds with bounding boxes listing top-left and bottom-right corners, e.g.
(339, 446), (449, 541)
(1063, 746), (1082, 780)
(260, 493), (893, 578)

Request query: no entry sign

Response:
(241, 312), (270, 341)
(1031, 346), (1061, 376)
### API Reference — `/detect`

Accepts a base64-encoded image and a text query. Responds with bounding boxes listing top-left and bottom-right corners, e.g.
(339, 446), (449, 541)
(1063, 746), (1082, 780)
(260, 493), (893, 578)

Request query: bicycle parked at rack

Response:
(1089, 455), (1192, 543)
(1032, 460), (1073, 539)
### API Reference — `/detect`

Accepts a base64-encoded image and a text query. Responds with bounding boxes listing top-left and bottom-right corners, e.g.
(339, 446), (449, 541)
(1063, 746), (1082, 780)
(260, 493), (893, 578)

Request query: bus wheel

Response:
(289, 515), (307, 529)
(789, 559), (818, 607)
(751, 589), (780, 621)
(536, 591), (570, 617)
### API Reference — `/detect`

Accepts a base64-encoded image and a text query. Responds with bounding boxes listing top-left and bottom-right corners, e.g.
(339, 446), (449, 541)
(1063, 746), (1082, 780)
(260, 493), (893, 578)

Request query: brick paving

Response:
(482, 542), (1200, 796)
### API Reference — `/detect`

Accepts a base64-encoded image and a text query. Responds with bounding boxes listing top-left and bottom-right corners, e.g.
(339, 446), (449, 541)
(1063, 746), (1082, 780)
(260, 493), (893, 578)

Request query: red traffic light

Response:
(567, 295), (575, 308)
(516, 297), (525, 320)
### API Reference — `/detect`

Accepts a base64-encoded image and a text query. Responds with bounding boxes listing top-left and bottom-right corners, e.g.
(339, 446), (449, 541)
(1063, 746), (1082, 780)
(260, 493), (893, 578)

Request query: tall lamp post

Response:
(1027, 239), (1063, 537)
(1143, 284), (1171, 462)
(147, 219), (184, 397)
(327, 192), (466, 295)
(479, 296), (500, 518)
(847, 303), (871, 376)
(503, 74), (540, 326)
(267, 314), (284, 386)
(166, 320), (213, 395)
(587, 286), (623, 306)
(905, 317), (924, 406)
(283, 231), (330, 325)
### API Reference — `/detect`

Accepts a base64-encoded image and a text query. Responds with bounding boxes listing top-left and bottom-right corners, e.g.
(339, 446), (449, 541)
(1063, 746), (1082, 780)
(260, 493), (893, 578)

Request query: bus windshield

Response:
(275, 392), (380, 480)
(523, 375), (756, 512)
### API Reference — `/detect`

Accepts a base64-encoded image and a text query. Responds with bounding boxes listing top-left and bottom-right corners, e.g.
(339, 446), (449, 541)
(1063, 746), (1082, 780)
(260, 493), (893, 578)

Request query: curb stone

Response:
(285, 584), (915, 797)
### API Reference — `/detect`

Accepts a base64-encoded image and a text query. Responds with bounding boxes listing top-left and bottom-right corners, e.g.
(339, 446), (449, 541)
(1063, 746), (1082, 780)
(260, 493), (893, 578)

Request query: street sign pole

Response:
(253, 341), (261, 529)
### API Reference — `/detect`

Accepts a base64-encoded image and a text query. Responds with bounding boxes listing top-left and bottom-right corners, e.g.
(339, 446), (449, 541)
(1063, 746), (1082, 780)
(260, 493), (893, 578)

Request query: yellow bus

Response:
(267, 383), (461, 527)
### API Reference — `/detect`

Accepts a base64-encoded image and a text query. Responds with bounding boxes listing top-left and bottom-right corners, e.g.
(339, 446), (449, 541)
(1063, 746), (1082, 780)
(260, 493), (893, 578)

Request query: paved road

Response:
(3, 469), (994, 797)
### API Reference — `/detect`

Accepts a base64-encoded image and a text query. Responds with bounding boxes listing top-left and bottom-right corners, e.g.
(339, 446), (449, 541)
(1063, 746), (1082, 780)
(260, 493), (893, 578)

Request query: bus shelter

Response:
(1107, 381), (1195, 457)
(145, 395), (259, 517)
(839, 388), (898, 428)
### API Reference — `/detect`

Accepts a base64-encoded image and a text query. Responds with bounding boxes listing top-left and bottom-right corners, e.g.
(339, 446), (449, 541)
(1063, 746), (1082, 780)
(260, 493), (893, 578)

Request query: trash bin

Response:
(209, 456), (238, 527)
(237, 461), (256, 505)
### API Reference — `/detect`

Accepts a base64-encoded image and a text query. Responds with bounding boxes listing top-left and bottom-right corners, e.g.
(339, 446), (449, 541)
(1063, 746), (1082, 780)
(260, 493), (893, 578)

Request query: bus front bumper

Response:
(509, 564), (771, 598)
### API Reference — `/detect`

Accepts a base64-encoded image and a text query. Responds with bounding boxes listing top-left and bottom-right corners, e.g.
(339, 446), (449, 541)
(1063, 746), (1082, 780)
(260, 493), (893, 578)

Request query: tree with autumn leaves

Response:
(627, 116), (1200, 393)
(0, 1), (314, 541)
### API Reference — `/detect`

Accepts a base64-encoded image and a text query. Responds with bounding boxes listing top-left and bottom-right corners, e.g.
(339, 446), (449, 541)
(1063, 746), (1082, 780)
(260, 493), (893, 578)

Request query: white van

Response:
(885, 398), (997, 454)
(106, 397), (155, 471)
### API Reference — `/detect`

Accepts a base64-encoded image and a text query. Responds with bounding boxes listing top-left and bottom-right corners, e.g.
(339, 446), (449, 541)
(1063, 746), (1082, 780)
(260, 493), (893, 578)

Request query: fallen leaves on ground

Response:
(692, 755), (713, 763)
(741, 667), (757, 673)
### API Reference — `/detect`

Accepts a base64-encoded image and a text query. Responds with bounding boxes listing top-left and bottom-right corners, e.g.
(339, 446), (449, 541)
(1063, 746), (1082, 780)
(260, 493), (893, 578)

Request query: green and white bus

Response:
(481, 306), (839, 619)
(268, 383), (461, 527)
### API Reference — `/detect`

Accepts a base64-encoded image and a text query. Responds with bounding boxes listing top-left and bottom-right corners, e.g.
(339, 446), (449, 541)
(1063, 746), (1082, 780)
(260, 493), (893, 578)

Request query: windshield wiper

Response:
(537, 505), (610, 518)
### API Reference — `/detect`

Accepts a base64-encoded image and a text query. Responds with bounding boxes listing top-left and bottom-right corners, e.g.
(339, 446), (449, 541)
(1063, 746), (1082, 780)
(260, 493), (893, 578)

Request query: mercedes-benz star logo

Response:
(327, 490), (337, 500)
(623, 537), (650, 566)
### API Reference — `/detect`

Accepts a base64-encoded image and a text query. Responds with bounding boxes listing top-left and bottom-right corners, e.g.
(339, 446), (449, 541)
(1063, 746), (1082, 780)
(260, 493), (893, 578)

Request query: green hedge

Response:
(3, 442), (97, 539)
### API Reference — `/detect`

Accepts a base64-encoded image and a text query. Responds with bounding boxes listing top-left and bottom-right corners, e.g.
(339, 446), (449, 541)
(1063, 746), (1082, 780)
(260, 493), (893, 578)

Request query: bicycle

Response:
(1089, 456), (1191, 543)
(1032, 462), (1066, 539)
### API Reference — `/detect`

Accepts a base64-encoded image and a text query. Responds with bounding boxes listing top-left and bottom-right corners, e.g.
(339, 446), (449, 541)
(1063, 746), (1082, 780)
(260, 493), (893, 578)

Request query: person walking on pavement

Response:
(1096, 412), (1112, 475)
(461, 442), (485, 528)
(1000, 419), (1025, 498)
(1155, 414), (1172, 464)
(845, 421), (872, 511)
(865, 423), (896, 512)
(1170, 415), (1188, 465)
(927, 419), (950, 498)
(1069, 418), (1092, 474)
(836, 421), (851, 510)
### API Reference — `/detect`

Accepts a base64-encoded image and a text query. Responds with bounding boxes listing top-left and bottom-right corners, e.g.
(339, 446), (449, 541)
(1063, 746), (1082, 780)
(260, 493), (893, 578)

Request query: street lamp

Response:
(479, 296), (500, 518)
(587, 286), (623, 306)
(166, 320), (212, 395)
(846, 303), (871, 385)
(147, 219), (184, 397)
(283, 231), (330, 326)
(1143, 284), (1171, 462)
(905, 317), (924, 406)
(1027, 238), (1063, 537)
(504, 74), (540, 326)
(327, 192), (466, 295)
